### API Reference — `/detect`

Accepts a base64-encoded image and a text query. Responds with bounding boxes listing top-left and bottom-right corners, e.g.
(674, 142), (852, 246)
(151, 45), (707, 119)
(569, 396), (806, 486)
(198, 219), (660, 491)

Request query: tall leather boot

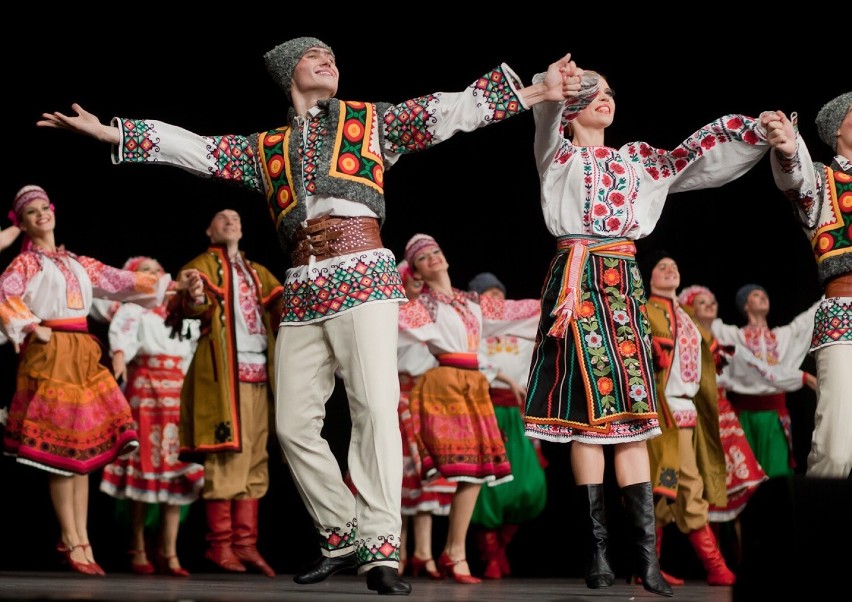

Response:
(655, 527), (684, 586)
(687, 524), (736, 585)
(204, 499), (246, 572)
(476, 529), (502, 579)
(498, 524), (519, 576)
(621, 483), (673, 597)
(232, 498), (276, 578)
(576, 484), (615, 588)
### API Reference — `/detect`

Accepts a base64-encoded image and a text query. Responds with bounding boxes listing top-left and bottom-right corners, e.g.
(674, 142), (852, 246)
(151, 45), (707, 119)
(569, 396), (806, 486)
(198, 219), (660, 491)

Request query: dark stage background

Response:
(0, 14), (844, 579)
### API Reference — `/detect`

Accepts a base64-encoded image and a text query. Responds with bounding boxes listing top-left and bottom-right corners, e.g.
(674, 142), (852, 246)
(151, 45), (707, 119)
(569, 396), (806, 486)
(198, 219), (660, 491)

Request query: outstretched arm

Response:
(37, 102), (120, 144)
(0, 225), (21, 252)
(761, 110), (797, 157)
(517, 52), (585, 107)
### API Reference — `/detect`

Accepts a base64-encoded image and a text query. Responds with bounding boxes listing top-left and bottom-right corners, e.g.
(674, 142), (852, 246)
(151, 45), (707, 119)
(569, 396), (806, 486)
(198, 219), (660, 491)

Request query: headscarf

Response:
(9, 185), (55, 253)
(404, 233), (440, 266)
(397, 259), (414, 284)
(9, 185), (52, 226)
(123, 255), (162, 274)
(678, 284), (715, 308)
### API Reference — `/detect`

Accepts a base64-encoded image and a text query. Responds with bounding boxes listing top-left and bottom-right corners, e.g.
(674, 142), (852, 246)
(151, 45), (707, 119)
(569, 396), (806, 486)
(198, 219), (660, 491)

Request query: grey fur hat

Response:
(815, 91), (852, 152)
(735, 283), (766, 318)
(468, 272), (506, 295)
(264, 36), (333, 94)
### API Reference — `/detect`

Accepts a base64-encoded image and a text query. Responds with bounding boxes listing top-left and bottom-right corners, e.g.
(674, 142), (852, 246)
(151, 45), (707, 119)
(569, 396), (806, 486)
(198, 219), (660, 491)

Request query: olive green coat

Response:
(168, 245), (283, 454)
(645, 295), (727, 507)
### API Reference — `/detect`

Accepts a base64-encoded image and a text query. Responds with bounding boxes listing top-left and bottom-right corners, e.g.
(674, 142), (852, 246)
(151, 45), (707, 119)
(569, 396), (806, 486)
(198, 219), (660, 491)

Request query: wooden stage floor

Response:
(0, 571), (741, 602)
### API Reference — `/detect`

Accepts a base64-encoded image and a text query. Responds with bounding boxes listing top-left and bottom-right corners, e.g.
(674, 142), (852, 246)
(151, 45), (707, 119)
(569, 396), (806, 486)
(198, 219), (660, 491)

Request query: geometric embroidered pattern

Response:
(282, 254), (405, 323)
(812, 298), (852, 350)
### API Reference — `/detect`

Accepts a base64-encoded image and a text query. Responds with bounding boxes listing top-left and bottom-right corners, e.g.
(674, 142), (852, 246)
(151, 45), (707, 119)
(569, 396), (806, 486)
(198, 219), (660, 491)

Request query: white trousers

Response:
(275, 302), (402, 570)
(806, 343), (852, 479)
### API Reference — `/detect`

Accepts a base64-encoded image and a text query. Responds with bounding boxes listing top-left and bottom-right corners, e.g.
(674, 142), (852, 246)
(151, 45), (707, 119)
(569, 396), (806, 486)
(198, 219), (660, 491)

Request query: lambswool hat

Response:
(264, 36), (333, 93)
(735, 284), (766, 318)
(815, 91), (852, 153)
(468, 272), (506, 295)
(404, 233), (439, 266)
(637, 248), (673, 291)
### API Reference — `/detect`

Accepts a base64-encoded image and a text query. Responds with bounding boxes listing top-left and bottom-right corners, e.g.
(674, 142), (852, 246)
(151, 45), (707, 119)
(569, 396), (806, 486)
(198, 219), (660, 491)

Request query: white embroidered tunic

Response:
(0, 250), (169, 344)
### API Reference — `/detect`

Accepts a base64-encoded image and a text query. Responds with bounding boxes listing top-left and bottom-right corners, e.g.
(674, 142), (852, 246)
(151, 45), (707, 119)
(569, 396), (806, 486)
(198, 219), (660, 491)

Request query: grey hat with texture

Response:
(468, 272), (506, 295)
(815, 91), (852, 152)
(735, 283), (766, 318)
(264, 36), (333, 93)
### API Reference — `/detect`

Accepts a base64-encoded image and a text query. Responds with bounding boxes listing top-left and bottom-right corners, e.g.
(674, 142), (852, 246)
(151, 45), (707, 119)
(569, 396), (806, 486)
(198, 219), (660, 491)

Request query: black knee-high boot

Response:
(576, 484), (615, 588)
(621, 482), (673, 597)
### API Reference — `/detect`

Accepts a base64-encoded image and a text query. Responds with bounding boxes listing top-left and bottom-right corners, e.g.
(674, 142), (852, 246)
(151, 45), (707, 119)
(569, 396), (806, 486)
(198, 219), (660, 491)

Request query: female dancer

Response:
(0, 185), (195, 575)
(99, 256), (204, 577)
(524, 67), (774, 595)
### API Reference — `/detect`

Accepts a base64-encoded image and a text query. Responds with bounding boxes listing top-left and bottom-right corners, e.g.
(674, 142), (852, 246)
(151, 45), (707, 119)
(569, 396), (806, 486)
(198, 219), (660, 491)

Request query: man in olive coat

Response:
(169, 208), (283, 577)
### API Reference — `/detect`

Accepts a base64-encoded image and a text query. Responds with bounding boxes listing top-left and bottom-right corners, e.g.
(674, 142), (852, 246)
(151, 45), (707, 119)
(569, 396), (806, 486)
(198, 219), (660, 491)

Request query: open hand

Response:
(37, 103), (120, 145)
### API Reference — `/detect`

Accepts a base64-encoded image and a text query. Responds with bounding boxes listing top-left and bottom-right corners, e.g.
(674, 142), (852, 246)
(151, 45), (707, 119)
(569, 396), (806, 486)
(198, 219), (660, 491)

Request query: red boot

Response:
(687, 524), (736, 585)
(655, 527), (684, 586)
(476, 529), (502, 579)
(204, 499), (246, 572)
(498, 524), (518, 576)
(232, 498), (276, 578)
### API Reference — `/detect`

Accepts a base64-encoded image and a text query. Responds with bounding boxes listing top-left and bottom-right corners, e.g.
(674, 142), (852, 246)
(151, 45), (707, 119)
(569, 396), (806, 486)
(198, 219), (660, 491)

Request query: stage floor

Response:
(0, 571), (735, 601)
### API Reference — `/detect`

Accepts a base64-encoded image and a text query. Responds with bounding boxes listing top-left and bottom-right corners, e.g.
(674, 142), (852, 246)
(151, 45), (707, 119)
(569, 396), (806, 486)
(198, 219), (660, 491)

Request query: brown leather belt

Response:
(826, 273), (852, 298)
(291, 216), (383, 266)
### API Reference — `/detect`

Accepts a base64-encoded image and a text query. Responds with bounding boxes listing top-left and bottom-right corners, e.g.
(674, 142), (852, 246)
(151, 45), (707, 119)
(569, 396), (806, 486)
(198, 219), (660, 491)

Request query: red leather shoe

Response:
(437, 552), (481, 584)
(79, 543), (106, 576)
(410, 555), (443, 580)
(56, 542), (101, 576)
(128, 549), (156, 575)
(157, 552), (191, 577)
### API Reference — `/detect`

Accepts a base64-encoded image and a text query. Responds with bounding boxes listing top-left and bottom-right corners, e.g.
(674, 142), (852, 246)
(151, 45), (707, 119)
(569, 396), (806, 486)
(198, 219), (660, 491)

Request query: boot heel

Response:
(621, 482), (673, 597)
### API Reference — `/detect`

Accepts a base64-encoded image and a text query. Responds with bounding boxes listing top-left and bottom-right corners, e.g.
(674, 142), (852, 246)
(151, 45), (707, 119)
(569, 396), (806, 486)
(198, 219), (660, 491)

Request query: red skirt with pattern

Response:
(707, 394), (767, 522)
(100, 355), (204, 504)
(410, 366), (512, 485)
(3, 331), (138, 475)
(399, 373), (455, 515)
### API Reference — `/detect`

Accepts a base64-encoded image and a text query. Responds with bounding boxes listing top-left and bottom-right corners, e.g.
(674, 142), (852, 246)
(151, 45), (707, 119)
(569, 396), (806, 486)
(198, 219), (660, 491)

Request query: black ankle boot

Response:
(576, 484), (615, 588)
(366, 565), (412, 595)
(621, 482), (673, 597)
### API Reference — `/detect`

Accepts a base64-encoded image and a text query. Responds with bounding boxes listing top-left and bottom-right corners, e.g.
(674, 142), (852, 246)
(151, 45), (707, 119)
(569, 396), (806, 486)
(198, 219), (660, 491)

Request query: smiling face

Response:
(206, 209), (242, 245)
(649, 257), (679, 297)
(691, 292), (718, 323)
(291, 47), (339, 97)
(134, 258), (164, 276)
(411, 244), (448, 280)
(574, 74), (615, 131)
(19, 198), (55, 238)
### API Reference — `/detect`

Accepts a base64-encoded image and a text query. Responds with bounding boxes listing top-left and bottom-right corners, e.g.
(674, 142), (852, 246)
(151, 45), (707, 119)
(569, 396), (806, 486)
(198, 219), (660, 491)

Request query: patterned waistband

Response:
(134, 354), (185, 369)
(826, 273), (852, 298)
(555, 235), (637, 257)
(728, 392), (786, 412)
(41, 317), (88, 332)
(548, 236), (637, 339)
(489, 387), (519, 407)
(291, 216), (383, 266)
(436, 353), (479, 370)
